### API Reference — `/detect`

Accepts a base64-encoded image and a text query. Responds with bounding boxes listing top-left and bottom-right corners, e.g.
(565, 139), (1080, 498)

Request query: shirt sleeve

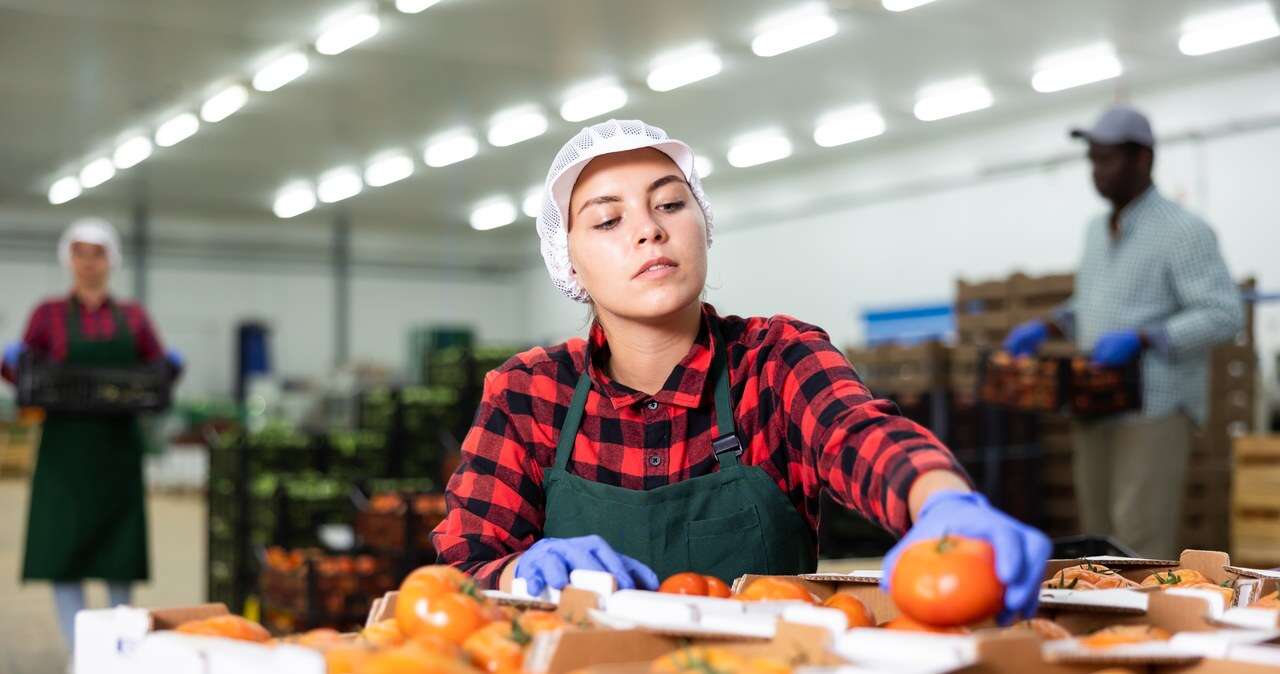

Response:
(1154, 222), (1244, 359)
(768, 319), (969, 536)
(2, 303), (54, 384)
(430, 368), (547, 587)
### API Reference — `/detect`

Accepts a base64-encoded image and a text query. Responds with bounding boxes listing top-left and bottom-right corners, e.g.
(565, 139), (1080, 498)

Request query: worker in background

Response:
(431, 119), (1050, 623)
(1, 218), (181, 654)
(1004, 106), (1244, 559)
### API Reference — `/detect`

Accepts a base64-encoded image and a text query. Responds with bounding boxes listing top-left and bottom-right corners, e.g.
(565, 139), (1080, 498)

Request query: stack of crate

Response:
(843, 342), (951, 402)
(1231, 435), (1280, 567)
(954, 272), (1076, 537)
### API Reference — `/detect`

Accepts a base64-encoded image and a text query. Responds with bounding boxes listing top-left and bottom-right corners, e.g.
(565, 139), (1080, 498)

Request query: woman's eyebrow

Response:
(577, 174), (687, 215)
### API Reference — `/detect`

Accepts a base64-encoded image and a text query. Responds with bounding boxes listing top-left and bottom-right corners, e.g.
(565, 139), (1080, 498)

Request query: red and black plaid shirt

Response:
(1, 295), (164, 383)
(432, 304), (965, 587)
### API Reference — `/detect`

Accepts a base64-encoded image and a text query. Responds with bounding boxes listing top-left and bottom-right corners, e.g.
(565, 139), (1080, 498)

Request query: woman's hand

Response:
(515, 535), (658, 596)
(881, 490), (1052, 624)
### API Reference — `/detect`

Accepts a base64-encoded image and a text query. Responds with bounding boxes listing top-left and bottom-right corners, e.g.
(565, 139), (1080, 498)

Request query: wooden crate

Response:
(844, 341), (950, 397)
(1232, 435), (1280, 566)
(0, 422), (39, 478)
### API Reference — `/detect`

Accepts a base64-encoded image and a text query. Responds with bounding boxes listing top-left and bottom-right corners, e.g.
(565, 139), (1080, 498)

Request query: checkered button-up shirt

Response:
(431, 304), (967, 586)
(1060, 187), (1244, 424)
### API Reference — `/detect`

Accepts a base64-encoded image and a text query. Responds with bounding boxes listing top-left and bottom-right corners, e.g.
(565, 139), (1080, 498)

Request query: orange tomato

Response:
(294, 627), (343, 647)
(704, 576), (732, 599)
(356, 644), (481, 674)
(652, 647), (791, 674)
(361, 618), (406, 648)
(1141, 569), (1212, 587)
(175, 615), (272, 642)
(659, 572), (710, 596)
(822, 593), (874, 628)
(396, 589), (487, 644)
(517, 610), (566, 636)
(1181, 582), (1235, 606)
(1251, 591), (1280, 609)
(462, 622), (524, 674)
(889, 535), (1003, 627)
(324, 645), (372, 674)
(882, 615), (970, 634)
(1079, 625), (1170, 649)
(736, 577), (814, 603)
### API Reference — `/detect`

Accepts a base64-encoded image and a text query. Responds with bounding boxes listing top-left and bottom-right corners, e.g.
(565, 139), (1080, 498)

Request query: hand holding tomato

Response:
(880, 491), (1050, 625)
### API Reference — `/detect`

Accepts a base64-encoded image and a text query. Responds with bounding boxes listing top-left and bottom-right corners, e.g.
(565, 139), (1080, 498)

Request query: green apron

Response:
(22, 299), (149, 582)
(543, 320), (817, 583)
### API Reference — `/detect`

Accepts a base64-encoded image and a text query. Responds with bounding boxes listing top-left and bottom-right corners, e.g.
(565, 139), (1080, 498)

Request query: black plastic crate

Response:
(17, 352), (174, 413)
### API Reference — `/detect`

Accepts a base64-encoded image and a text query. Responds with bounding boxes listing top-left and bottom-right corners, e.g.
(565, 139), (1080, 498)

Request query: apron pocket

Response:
(687, 506), (769, 581)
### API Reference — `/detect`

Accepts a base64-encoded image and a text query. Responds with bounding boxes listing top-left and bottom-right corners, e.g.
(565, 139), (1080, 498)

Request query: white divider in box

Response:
(133, 633), (325, 674)
(604, 590), (699, 624)
(1037, 588), (1150, 610)
(833, 629), (976, 672)
(697, 612), (778, 638)
(1165, 586), (1228, 619)
(780, 605), (849, 637)
(1168, 629), (1280, 659)
(741, 599), (817, 616)
(1217, 607), (1280, 631)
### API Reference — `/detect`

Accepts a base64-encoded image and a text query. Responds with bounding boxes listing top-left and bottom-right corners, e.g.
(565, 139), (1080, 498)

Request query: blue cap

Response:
(1070, 105), (1155, 147)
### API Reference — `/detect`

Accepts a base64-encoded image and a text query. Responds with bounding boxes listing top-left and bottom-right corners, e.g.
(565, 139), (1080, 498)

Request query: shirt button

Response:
(646, 400), (659, 410)
(647, 454), (662, 467)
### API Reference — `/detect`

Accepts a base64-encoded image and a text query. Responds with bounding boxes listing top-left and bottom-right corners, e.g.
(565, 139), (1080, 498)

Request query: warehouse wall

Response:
(520, 66), (1280, 392)
(0, 215), (529, 399)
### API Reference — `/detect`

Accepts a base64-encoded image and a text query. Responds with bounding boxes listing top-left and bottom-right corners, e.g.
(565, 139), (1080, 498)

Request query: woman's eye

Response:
(593, 218), (620, 230)
(657, 200), (686, 213)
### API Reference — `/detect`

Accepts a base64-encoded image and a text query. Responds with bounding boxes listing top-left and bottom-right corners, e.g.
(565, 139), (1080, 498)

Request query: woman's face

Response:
(566, 148), (708, 322)
(70, 241), (110, 290)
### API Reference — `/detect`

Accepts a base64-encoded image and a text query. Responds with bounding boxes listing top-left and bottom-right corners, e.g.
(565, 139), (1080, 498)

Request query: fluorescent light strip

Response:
(315, 13), (381, 56)
(522, 188), (543, 219)
(79, 158), (116, 188)
(274, 183), (317, 218)
(317, 167), (363, 203)
(751, 13), (838, 57)
(647, 51), (722, 92)
(396, 0), (442, 14)
(253, 52), (309, 92)
(727, 133), (793, 168)
(201, 85), (249, 123)
(155, 113), (200, 147)
(560, 84), (628, 123)
(488, 109), (548, 147)
(913, 82), (993, 121)
(365, 153), (415, 187)
(882, 0), (937, 11)
(1179, 3), (1279, 56)
(814, 107), (886, 147)
(424, 133), (479, 167)
(694, 155), (714, 179)
(470, 199), (517, 231)
(113, 136), (153, 169)
(48, 177), (82, 205)
(1032, 46), (1122, 93)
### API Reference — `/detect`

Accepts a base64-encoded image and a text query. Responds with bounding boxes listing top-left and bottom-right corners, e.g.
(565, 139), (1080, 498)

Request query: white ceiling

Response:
(2, 0), (1278, 262)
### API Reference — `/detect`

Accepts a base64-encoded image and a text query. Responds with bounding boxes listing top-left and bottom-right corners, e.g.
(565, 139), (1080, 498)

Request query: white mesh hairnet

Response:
(535, 119), (713, 303)
(58, 217), (122, 269)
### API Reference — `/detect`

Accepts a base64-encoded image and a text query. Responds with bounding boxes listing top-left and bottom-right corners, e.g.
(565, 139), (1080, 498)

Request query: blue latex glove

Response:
(166, 348), (185, 371)
(3, 341), (23, 369)
(1091, 330), (1143, 367)
(880, 491), (1052, 625)
(1002, 320), (1048, 357)
(516, 535), (658, 597)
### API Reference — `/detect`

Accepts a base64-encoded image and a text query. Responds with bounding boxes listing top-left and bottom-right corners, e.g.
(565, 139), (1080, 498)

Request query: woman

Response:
(431, 120), (1049, 623)
(1, 218), (176, 651)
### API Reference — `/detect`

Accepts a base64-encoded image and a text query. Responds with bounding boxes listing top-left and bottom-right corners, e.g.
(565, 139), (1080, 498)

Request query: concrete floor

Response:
(0, 479), (205, 674)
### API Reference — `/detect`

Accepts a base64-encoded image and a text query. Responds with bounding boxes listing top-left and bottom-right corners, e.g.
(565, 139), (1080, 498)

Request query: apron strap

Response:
(553, 315), (744, 472)
(708, 320), (743, 470)
(553, 369), (593, 472)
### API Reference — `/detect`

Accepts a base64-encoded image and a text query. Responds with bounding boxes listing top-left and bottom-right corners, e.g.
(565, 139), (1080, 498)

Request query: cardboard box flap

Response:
(797, 570), (883, 584)
(524, 628), (677, 674)
(1214, 608), (1280, 631)
(1082, 555), (1180, 566)
(1169, 629), (1280, 659)
(1041, 637), (1204, 666)
(483, 590), (559, 611)
(148, 603), (230, 630)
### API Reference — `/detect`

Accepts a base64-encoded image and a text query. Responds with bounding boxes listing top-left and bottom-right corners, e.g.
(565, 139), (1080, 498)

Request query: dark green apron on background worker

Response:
(543, 321), (817, 583)
(23, 300), (149, 582)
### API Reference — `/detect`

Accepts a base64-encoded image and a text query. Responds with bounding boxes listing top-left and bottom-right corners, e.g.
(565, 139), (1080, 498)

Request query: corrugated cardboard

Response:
(365, 586), (592, 627)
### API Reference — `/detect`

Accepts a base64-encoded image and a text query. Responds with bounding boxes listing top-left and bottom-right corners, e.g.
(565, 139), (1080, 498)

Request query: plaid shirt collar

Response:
(585, 303), (719, 410)
(1114, 185), (1160, 240)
